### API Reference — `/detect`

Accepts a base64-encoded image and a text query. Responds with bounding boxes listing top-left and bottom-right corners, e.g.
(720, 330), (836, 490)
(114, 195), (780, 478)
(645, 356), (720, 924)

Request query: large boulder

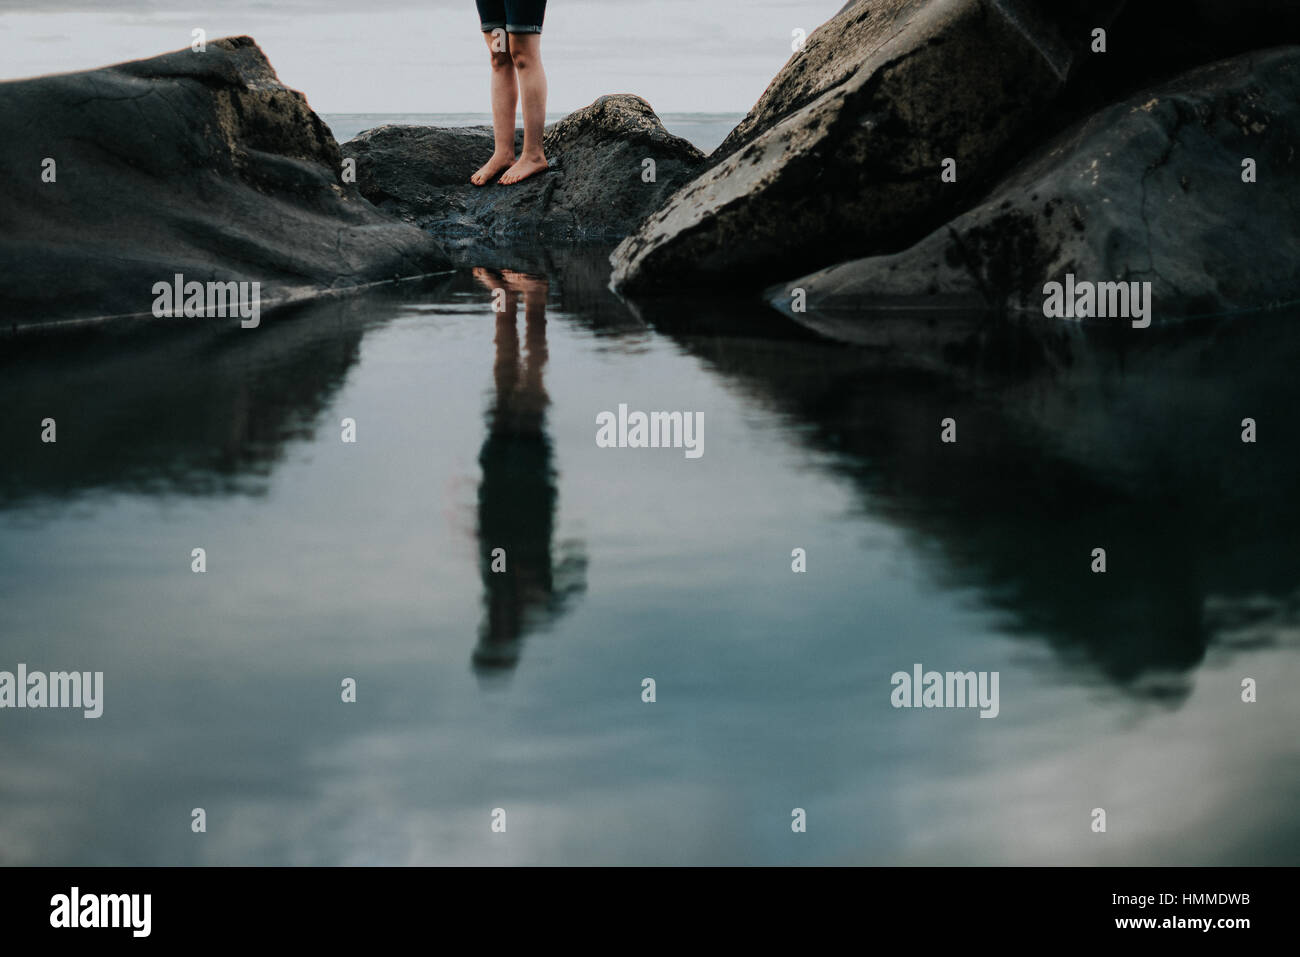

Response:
(0, 36), (449, 331)
(711, 0), (1130, 165)
(610, 0), (1300, 294)
(610, 0), (1126, 293)
(341, 94), (704, 243)
(769, 47), (1300, 334)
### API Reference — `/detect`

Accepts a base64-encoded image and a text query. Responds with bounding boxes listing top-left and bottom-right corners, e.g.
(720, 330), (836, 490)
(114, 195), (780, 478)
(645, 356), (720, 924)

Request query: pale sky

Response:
(0, 0), (844, 114)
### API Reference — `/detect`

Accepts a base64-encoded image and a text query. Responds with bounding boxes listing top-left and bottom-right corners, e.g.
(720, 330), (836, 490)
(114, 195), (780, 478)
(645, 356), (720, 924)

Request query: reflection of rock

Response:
(448, 242), (649, 337)
(610, 0), (1300, 294)
(771, 49), (1300, 328)
(628, 292), (1300, 696)
(0, 276), (455, 508)
(342, 95), (703, 244)
(0, 37), (449, 330)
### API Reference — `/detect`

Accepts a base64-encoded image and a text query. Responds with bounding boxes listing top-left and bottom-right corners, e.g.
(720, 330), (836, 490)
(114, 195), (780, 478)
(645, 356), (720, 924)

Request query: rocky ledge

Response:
(609, 0), (1300, 310)
(341, 94), (704, 244)
(0, 36), (449, 330)
(770, 47), (1300, 334)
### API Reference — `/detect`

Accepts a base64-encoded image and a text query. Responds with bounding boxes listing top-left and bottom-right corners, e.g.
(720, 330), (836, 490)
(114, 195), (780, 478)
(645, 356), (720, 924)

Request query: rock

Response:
(610, 0), (1129, 293)
(711, 0), (1128, 165)
(610, 0), (1300, 294)
(769, 47), (1300, 334)
(341, 94), (704, 244)
(0, 36), (449, 331)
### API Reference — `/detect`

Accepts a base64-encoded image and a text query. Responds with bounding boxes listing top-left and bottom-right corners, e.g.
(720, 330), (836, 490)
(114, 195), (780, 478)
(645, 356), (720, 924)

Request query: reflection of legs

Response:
(493, 300), (521, 402)
(498, 269), (551, 613)
(472, 268), (520, 400)
(502, 269), (549, 410)
(470, 31), (517, 186)
(471, 266), (556, 672)
(472, 267), (522, 668)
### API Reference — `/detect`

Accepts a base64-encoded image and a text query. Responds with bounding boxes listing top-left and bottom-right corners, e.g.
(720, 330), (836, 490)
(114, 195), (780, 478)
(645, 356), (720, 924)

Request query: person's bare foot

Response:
(470, 153), (515, 186)
(500, 268), (549, 296)
(498, 153), (549, 186)
(472, 266), (501, 288)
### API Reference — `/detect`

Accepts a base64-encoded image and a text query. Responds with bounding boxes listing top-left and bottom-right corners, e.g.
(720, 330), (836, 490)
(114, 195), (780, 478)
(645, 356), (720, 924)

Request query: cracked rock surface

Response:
(610, 0), (1300, 295)
(0, 36), (449, 329)
(610, 0), (1131, 294)
(340, 94), (704, 246)
(769, 48), (1300, 332)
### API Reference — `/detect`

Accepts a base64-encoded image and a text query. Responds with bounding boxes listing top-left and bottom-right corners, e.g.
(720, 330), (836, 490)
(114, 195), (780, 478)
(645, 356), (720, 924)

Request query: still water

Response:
(1, 243), (1298, 865)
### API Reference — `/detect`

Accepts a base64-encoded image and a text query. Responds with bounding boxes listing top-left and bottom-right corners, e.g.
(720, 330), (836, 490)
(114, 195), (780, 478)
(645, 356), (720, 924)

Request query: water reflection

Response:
(626, 292), (1300, 698)
(470, 267), (586, 674)
(2, 248), (1295, 699)
(1, 248), (1297, 863)
(0, 283), (450, 506)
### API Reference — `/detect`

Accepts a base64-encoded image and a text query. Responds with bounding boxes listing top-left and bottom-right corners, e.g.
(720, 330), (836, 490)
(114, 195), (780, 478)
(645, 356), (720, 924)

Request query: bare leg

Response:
(470, 30), (517, 186)
(499, 34), (548, 185)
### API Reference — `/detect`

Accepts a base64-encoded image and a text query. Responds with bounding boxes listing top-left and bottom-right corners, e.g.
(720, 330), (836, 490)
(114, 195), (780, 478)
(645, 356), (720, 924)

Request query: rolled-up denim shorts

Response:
(477, 0), (546, 34)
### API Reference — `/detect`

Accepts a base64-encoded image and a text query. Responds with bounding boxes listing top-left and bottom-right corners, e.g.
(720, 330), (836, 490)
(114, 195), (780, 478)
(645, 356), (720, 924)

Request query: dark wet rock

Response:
(341, 94), (704, 244)
(769, 47), (1300, 334)
(0, 36), (449, 331)
(610, 0), (1128, 293)
(610, 0), (1300, 294)
(710, 0), (1129, 166)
